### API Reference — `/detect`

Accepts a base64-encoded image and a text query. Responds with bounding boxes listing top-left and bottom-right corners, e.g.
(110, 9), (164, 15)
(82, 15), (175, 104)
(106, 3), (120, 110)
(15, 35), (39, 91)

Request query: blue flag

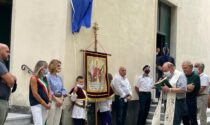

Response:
(71, 0), (93, 33)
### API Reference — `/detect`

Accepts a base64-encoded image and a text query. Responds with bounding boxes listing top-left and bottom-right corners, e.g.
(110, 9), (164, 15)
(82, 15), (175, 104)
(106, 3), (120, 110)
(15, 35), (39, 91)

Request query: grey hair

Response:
(182, 61), (193, 68)
(119, 66), (125, 72)
(200, 63), (205, 71)
(195, 62), (205, 72)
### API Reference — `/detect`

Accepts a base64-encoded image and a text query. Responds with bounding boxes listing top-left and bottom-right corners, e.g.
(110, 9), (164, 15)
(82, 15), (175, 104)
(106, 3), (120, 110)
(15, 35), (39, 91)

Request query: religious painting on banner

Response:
(85, 51), (109, 101)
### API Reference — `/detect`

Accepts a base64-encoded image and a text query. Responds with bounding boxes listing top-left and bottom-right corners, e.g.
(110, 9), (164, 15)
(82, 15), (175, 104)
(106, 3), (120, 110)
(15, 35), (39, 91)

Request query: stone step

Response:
(146, 103), (165, 125)
(147, 118), (210, 125)
(207, 108), (210, 117)
(197, 117), (210, 125)
(146, 107), (210, 125)
(147, 112), (165, 121)
(146, 119), (164, 125)
(149, 104), (165, 113)
(4, 113), (32, 125)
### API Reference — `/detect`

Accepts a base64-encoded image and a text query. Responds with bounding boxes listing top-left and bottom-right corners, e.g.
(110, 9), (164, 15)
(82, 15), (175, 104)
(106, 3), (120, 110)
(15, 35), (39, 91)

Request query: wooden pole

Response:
(80, 49), (111, 56)
(95, 100), (98, 125)
(93, 22), (99, 125)
(93, 22), (99, 52)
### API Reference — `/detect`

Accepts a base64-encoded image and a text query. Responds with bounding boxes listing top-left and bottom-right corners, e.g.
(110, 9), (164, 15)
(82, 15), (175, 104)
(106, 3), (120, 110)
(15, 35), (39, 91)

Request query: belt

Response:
(74, 102), (85, 108)
(0, 96), (9, 101)
(123, 94), (130, 99)
(139, 91), (151, 93)
(198, 94), (207, 97)
(115, 94), (129, 99)
(176, 98), (186, 101)
(115, 94), (131, 101)
(54, 93), (62, 97)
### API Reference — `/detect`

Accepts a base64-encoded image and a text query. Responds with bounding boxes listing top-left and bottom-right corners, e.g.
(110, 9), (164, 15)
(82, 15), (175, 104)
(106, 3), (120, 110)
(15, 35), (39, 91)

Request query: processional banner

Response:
(85, 51), (110, 101)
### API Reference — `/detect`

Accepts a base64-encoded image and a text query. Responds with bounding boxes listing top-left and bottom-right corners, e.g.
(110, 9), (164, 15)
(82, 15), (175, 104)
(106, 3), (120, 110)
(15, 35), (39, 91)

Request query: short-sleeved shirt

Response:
(0, 60), (10, 100)
(0, 60), (8, 76)
(186, 71), (200, 98)
(175, 73), (187, 99)
(135, 75), (153, 92)
(199, 73), (209, 94)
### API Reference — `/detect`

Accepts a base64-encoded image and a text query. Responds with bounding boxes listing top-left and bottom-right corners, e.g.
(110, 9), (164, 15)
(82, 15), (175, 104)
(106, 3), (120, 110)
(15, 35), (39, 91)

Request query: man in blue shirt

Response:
(0, 43), (16, 125)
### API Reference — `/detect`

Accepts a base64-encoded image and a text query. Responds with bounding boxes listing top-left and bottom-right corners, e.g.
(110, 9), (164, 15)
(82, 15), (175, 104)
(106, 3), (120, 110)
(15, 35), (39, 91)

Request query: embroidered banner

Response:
(85, 51), (110, 101)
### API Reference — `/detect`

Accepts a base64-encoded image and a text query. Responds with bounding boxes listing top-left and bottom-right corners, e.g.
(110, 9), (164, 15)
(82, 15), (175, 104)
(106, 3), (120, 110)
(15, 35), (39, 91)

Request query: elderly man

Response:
(194, 63), (209, 125)
(0, 43), (16, 125)
(161, 62), (187, 125)
(156, 47), (175, 99)
(112, 66), (132, 125)
(182, 61), (200, 125)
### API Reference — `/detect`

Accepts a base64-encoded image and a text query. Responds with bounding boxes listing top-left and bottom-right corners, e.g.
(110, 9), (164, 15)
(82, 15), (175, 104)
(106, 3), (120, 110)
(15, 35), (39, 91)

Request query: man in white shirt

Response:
(135, 65), (153, 125)
(194, 63), (209, 125)
(112, 66), (132, 125)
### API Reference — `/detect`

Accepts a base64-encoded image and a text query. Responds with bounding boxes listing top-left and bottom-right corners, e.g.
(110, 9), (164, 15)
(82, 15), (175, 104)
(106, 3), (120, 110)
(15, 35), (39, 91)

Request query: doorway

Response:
(156, 32), (166, 56)
(0, 0), (12, 69)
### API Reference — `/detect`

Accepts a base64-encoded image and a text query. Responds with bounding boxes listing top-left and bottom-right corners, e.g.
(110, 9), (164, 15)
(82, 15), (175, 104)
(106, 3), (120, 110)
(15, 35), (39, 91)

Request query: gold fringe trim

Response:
(66, 92), (115, 102)
(87, 94), (115, 102)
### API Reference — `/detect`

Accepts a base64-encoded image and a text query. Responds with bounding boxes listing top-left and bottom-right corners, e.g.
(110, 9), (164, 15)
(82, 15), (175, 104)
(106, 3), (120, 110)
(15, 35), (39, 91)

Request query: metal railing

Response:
(21, 64), (33, 74)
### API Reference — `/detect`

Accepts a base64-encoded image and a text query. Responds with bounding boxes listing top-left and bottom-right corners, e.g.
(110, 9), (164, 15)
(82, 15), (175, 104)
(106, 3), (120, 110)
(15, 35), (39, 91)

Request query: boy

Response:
(70, 76), (87, 125)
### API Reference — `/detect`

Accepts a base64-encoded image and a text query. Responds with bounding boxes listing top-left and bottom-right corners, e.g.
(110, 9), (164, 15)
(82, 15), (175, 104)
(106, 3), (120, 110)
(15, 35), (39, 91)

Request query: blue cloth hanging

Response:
(71, 0), (93, 33)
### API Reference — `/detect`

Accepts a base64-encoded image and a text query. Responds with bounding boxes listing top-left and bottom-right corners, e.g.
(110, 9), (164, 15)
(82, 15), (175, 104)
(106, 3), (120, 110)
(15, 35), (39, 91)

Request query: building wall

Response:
(10, 0), (68, 105)
(10, 0), (157, 106)
(175, 0), (210, 74)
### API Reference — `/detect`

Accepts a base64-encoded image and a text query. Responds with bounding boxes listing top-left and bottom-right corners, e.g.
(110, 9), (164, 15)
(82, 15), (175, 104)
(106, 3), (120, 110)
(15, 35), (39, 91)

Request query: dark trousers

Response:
(155, 89), (160, 98)
(173, 98), (187, 125)
(115, 95), (128, 125)
(101, 111), (112, 125)
(73, 118), (85, 125)
(137, 92), (151, 125)
(182, 96), (198, 125)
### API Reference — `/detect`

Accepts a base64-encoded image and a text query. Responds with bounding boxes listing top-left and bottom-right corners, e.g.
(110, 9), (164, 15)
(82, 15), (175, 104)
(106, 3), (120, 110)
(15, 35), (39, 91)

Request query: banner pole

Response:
(95, 100), (98, 125)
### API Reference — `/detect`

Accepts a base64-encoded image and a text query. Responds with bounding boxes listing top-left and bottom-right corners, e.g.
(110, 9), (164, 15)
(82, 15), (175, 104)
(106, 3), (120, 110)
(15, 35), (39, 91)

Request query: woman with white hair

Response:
(29, 60), (51, 125)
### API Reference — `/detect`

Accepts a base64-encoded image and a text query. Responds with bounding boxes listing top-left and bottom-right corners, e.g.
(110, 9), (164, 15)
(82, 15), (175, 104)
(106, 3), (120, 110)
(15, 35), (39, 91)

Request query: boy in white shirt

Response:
(70, 76), (87, 125)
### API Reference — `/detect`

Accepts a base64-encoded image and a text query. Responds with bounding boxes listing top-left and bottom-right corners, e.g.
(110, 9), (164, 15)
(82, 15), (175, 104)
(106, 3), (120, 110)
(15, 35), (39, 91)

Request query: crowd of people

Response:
(0, 43), (209, 125)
